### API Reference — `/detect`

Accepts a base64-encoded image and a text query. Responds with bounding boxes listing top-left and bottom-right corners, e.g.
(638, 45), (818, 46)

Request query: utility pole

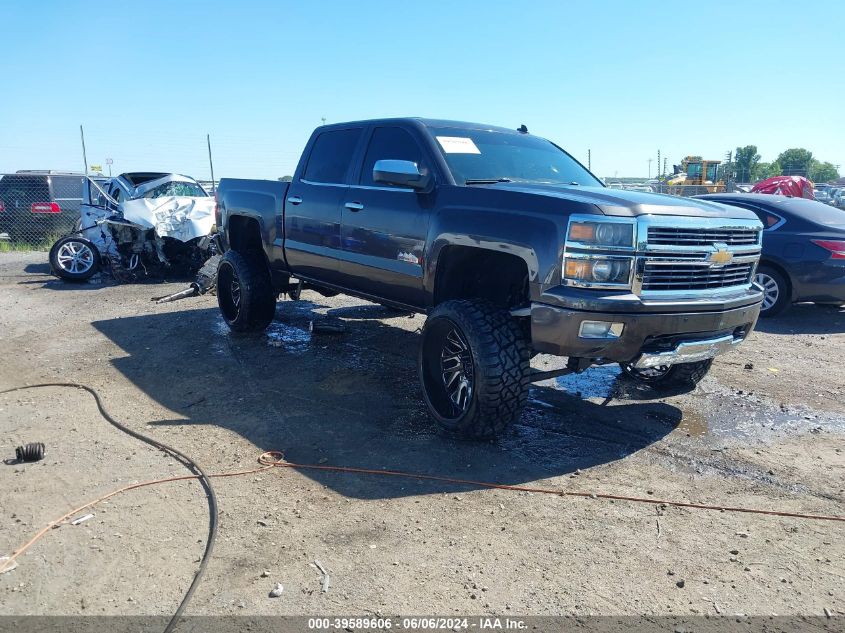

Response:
(587, 149), (591, 171)
(663, 158), (668, 177)
(648, 158), (653, 179)
(80, 125), (88, 174)
(207, 134), (216, 194)
(657, 150), (661, 178)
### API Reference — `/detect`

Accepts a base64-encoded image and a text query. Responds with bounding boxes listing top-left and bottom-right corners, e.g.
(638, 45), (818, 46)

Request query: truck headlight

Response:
(567, 220), (635, 248)
(564, 256), (633, 287)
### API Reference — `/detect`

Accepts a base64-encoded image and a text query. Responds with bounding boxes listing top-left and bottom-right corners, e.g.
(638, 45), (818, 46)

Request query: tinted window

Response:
(50, 176), (84, 200)
(303, 128), (363, 184)
(360, 127), (428, 186)
(0, 176), (50, 207)
(429, 127), (602, 186)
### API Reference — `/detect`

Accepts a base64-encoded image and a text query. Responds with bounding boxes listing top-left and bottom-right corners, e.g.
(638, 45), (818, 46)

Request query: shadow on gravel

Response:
(755, 303), (845, 335)
(23, 262), (51, 275)
(92, 301), (682, 500)
(22, 272), (196, 291)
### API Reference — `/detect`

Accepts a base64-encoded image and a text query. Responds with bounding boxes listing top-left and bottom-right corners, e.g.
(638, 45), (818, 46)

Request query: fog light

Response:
(579, 320), (624, 339)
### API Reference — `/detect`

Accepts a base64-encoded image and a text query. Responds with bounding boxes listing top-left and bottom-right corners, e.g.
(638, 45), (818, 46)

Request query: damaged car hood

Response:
(121, 196), (215, 242)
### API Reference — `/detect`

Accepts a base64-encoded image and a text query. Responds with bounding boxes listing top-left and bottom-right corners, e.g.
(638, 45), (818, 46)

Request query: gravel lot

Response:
(0, 251), (843, 619)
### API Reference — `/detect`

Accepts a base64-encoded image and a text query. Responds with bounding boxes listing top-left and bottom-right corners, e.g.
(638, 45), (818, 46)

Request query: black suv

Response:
(0, 171), (86, 243)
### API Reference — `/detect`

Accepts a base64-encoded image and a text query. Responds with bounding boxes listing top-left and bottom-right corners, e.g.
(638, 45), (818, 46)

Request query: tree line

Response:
(719, 146), (840, 184)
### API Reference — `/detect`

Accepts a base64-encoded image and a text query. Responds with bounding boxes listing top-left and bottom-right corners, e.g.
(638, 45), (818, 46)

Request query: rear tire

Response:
(620, 359), (713, 389)
(217, 250), (276, 333)
(419, 300), (529, 439)
(755, 266), (790, 317)
(49, 236), (100, 282)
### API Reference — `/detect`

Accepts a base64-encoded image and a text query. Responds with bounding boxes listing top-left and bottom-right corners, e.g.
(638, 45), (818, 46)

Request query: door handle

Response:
(287, 196), (303, 205)
(344, 201), (364, 211)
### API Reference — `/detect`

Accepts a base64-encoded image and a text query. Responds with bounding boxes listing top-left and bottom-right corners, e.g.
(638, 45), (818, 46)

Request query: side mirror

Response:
(373, 159), (430, 190)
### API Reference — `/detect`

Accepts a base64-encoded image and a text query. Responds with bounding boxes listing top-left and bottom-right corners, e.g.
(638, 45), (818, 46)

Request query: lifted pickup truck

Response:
(216, 118), (763, 438)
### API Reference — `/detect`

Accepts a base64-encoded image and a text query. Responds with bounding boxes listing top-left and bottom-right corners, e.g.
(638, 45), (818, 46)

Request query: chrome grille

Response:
(647, 226), (760, 246)
(641, 261), (754, 291)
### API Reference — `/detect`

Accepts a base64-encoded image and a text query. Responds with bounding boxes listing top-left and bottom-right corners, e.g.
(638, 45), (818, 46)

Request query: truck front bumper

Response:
(530, 286), (762, 364)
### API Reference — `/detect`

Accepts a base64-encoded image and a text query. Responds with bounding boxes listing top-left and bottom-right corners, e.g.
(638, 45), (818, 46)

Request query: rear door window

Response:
(302, 128), (363, 184)
(50, 176), (84, 204)
(359, 127), (429, 187)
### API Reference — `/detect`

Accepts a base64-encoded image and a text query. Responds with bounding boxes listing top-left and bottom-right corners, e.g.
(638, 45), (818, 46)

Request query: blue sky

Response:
(1, 0), (843, 180)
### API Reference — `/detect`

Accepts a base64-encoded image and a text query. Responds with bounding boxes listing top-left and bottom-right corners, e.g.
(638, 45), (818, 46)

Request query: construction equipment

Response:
(664, 157), (726, 196)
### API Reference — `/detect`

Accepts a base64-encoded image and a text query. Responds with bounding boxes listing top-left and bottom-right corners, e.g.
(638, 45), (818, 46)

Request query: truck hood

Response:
(488, 183), (759, 220)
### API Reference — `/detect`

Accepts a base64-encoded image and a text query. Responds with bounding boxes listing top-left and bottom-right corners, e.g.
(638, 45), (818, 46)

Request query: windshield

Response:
(142, 181), (208, 199)
(429, 127), (602, 186)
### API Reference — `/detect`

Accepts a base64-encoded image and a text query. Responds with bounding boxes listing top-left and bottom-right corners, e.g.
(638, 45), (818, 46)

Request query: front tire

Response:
(620, 359), (713, 389)
(755, 266), (790, 317)
(419, 300), (529, 439)
(217, 250), (276, 333)
(49, 236), (100, 281)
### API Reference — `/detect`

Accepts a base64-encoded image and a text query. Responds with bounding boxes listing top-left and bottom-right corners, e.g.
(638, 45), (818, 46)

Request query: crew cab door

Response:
(338, 126), (433, 307)
(284, 126), (364, 284)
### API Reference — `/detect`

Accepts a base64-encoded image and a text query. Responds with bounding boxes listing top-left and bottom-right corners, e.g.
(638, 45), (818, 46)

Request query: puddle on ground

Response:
(210, 317), (232, 356)
(210, 315), (312, 356)
(265, 321), (312, 354)
(677, 408), (708, 437)
(551, 363), (621, 399)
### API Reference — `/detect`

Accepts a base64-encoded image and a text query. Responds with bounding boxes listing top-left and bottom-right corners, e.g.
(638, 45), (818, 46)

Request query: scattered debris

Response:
(309, 320), (348, 335)
(71, 514), (94, 526)
(269, 583), (284, 598)
(15, 442), (45, 462)
(0, 556), (18, 574)
(314, 559), (331, 593)
(824, 608), (832, 618)
(180, 396), (206, 410)
(676, 580), (685, 588)
(261, 570), (270, 578)
(744, 362), (754, 370)
(153, 254), (221, 304)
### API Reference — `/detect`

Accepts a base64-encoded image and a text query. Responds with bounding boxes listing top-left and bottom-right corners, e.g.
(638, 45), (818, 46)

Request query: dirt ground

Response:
(0, 251), (843, 619)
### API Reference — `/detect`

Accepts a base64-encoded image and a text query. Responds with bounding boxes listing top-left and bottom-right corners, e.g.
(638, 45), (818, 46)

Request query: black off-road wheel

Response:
(49, 236), (100, 282)
(620, 359), (713, 390)
(419, 300), (530, 439)
(217, 250), (276, 333)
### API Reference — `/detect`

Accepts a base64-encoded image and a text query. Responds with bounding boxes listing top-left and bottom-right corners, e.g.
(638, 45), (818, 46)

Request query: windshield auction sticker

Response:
(436, 136), (481, 154)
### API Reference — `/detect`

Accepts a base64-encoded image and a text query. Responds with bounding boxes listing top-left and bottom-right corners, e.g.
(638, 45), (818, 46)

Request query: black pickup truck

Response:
(215, 118), (763, 438)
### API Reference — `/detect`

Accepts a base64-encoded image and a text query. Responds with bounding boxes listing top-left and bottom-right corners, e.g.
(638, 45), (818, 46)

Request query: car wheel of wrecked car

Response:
(620, 359), (713, 389)
(419, 300), (529, 439)
(217, 250), (276, 333)
(49, 236), (100, 282)
(755, 266), (790, 317)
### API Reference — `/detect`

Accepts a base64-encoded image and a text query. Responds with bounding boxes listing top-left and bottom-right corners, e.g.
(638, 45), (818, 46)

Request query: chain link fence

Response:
(0, 172), (86, 249)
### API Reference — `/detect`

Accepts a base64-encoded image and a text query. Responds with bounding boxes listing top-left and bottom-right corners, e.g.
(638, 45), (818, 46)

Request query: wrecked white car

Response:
(48, 172), (218, 282)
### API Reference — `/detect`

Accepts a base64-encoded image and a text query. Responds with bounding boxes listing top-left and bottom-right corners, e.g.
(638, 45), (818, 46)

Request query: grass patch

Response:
(0, 234), (59, 252)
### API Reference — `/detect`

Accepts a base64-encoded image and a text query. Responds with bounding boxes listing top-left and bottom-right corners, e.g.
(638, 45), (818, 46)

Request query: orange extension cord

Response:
(1, 385), (844, 580)
(3, 449), (845, 576)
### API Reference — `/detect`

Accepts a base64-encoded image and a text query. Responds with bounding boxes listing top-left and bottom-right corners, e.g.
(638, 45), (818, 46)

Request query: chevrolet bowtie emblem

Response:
(708, 243), (733, 266)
